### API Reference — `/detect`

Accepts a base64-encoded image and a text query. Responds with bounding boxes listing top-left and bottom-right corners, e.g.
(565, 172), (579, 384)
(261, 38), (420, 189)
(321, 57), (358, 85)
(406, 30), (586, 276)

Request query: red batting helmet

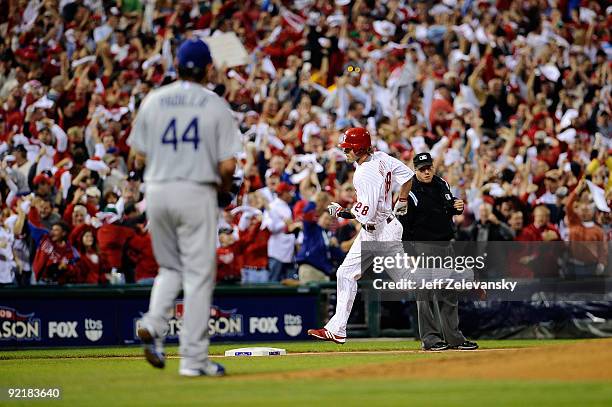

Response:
(338, 127), (371, 155)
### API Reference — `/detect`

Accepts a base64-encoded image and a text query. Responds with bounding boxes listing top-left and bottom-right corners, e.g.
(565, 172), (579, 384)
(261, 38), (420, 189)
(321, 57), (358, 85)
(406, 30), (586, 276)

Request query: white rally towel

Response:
(586, 181), (611, 213)
(71, 55), (97, 69)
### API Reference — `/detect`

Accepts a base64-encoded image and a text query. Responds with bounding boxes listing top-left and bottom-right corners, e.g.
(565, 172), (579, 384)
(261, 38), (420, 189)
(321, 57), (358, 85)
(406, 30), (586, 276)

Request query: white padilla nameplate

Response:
(224, 347), (287, 357)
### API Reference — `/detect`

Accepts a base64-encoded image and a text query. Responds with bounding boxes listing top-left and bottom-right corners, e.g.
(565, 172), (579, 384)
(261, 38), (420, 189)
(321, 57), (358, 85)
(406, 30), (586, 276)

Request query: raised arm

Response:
(566, 179), (585, 226)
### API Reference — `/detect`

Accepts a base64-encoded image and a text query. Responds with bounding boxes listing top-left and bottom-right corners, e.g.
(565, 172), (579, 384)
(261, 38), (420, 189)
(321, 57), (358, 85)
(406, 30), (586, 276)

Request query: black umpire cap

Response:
(413, 152), (433, 170)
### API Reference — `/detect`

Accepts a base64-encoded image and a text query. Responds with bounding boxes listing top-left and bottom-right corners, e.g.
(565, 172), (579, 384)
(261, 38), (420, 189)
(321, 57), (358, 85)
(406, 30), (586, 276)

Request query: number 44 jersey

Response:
(127, 81), (241, 185)
(351, 151), (414, 225)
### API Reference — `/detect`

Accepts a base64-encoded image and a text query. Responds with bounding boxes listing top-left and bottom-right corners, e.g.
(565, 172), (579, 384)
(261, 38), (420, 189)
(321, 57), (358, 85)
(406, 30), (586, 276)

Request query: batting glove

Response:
(327, 202), (343, 218)
(393, 198), (408, 216)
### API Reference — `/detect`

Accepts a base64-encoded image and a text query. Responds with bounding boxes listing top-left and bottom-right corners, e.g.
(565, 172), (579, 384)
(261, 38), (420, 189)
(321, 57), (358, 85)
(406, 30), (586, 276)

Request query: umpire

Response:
(398, 152), (478, 351)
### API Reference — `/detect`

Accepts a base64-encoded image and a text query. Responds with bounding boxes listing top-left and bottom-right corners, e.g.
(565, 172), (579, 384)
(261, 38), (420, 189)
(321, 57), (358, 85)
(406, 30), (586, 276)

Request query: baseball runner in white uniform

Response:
(128, 38), (241, 376)
(308, 128), (414, 343)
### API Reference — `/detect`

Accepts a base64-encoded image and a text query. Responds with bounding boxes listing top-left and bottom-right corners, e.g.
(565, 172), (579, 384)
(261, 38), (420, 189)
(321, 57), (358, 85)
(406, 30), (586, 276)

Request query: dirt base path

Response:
(263, 339), (612, 382)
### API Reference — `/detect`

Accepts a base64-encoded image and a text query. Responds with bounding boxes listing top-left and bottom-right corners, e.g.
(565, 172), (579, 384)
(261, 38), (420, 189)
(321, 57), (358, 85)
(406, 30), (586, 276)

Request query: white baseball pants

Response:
(325, 217), (403, 337)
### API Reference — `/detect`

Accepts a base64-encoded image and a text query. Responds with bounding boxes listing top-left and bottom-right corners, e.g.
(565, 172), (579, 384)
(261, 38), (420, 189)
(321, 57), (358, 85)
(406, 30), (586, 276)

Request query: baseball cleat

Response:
(423, 341), (449, 351)
(307, 328), (346, 344)
(137, 327), (166, 369)
(179, 361), (226, 377)
(450, 340), (479, 350)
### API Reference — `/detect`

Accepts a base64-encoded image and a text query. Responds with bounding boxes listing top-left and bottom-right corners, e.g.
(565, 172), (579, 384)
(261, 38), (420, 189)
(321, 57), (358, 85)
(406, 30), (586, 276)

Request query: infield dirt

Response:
(266, 339), (612, 382)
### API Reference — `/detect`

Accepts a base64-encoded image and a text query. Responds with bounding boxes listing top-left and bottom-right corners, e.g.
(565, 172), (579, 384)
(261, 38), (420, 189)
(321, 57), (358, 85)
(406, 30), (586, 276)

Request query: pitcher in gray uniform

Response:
(128, 38), (241, 377)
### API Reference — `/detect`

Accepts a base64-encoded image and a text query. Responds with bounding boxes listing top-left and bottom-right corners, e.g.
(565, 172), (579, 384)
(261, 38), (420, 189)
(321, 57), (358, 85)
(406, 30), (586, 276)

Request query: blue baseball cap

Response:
(177, 38), (212, 70)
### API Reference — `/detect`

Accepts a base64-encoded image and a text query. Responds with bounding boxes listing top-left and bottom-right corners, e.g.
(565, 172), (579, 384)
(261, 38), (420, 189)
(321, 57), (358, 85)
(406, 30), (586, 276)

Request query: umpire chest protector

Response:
(400, 175), (457, 241)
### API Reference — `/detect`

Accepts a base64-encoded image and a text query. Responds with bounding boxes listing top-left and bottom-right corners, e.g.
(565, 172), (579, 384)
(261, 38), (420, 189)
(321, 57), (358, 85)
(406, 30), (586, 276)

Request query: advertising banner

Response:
(0, 293), (318, 348)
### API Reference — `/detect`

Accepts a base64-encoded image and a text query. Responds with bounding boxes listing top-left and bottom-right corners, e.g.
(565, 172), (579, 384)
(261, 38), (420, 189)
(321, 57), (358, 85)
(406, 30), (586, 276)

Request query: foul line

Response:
(212, 348), (518, 358)
(0, 348), (519, 362)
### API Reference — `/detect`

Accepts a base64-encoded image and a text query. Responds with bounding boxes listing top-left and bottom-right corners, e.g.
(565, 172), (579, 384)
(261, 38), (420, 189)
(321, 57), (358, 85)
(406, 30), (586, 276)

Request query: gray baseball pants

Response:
(142, 181), (217, 371)
(417, 289), (466, 348)
(413, 243), (466, 348)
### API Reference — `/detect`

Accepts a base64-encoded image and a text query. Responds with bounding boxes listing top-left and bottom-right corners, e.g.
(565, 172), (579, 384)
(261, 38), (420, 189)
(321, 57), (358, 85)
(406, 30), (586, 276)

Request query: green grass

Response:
(0, 338), (579, 360)
(0, 339), (610, 406)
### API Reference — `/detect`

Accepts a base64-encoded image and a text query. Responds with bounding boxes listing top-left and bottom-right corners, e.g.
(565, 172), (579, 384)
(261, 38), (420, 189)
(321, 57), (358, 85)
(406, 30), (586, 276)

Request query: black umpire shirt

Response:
(398, 175), (462, 241)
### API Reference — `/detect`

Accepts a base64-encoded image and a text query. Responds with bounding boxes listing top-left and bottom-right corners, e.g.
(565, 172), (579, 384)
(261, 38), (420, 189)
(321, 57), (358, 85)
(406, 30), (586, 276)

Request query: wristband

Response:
(337, 209), (356, 219)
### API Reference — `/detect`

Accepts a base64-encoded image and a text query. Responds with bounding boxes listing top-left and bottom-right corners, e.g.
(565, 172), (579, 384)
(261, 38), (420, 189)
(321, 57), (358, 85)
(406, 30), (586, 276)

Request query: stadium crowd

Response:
(0, 0), (610, 286)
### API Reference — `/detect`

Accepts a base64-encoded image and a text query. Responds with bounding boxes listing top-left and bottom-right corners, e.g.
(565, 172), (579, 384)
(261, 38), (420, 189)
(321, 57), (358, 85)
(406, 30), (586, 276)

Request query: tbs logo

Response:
(48, 321), (78, 338)
(284, 314), (302, 337)
(84, 319), (103, 342)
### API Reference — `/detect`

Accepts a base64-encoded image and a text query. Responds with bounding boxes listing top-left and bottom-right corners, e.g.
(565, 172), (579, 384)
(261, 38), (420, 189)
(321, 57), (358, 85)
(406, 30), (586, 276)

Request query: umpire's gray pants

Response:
(142, 181), (217, 371)
(417, 290), (465, 348)
(413, 243), (466, 348)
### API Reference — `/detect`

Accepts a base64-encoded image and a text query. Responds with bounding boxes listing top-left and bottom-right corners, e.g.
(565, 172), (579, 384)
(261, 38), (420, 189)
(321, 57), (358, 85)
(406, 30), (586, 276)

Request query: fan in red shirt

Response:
(0, 113), (8, 142)
(71, 224), (108, 284)
(125, 229), (159, 284)
(236, 212), (270, 282)
(97, 219), (136, 271)
(33, 222), (80, 284)
(517, 205), (561, 242)
(216, 228), (241, 283)
(514, 205), (561, 278)
(429, 86), (455, 133)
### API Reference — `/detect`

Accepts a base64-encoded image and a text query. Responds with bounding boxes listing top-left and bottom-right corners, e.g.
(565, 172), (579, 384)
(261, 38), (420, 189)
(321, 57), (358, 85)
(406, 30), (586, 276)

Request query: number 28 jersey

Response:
(127, 81), (241, 185)
(351, 151), (414, 225)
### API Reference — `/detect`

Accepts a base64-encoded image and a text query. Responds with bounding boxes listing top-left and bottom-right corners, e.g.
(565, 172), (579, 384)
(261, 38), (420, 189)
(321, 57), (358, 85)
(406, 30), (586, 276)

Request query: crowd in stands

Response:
(0, 0), (610, 286)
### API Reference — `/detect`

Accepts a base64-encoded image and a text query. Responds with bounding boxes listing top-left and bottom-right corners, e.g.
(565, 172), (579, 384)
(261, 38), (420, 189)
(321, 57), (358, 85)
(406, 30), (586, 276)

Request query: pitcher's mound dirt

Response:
(272, 339), (612, 382)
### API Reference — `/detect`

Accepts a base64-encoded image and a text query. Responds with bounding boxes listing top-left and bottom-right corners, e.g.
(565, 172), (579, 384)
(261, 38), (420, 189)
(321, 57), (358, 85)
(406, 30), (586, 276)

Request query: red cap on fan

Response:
(275, 182), (296, 194)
